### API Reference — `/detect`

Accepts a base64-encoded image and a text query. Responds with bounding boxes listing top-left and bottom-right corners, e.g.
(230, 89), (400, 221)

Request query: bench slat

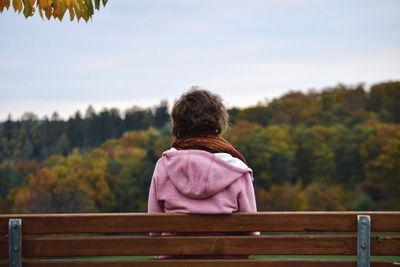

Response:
(0, 259), (397, 267)
(0, 212), (399, 234)
(0, 235), (398, 257)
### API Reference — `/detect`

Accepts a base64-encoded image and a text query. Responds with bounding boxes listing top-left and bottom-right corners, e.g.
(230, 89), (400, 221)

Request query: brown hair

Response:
(171, 87), (229, 137)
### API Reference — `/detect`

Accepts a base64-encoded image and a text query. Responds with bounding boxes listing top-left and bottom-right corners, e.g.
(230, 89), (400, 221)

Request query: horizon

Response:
(1, 79), (397, 122)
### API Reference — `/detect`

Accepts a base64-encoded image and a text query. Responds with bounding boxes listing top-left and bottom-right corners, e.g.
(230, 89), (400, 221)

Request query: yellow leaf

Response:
(79, 0), (89, 22)
(2, 0), (103, 22)
(73, 1), (81, 21)
(54, 0), (60, 17)
(68, 5), (74, 21)
(55, 0), (66, 21)
(12, 0), (23, 13)
(38, 5), (43, 18)
(17, 0), (22, 12)
(40, 0), (49, 8)
(85, 0), (93, 15)
(38, 0), (43, 8)
(44, 5), (51, 19)
(60, 0), (67, 20)
(22, 0), (33, 17)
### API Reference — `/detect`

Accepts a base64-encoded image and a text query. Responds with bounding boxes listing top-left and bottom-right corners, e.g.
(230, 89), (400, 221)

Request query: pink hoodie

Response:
(148, 149), (257, 215)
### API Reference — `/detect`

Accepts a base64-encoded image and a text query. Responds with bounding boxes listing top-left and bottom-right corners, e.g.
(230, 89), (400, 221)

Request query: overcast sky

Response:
(1, 0), (399, 120)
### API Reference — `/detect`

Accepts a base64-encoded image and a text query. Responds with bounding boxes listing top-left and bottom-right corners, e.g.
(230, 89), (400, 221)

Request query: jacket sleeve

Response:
(238, 173), (260, 236)
(238, 174), (257, 212)
(147, 163), (164, 214)
(147, 163), (164, 237)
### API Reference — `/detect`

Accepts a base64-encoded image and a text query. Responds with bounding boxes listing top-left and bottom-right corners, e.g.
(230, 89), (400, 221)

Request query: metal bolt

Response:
(361, 220), (366, 225)
(14, 246), (18, 251)
(13, 223), (18, 229)
(361, 244), (367, 249)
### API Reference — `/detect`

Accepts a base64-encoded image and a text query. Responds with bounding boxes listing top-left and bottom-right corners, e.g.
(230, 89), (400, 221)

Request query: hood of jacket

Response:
(160, 149), (252, 199)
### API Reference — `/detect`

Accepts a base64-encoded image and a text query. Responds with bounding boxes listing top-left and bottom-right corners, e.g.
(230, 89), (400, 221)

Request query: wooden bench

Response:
(1, 212), (399, 266)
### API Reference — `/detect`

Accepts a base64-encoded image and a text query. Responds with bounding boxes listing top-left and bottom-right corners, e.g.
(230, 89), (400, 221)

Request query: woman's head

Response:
(171, 87), (229, 138)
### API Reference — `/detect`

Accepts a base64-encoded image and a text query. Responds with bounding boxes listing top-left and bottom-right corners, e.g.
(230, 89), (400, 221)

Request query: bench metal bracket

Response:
(357, 215), (371, 267)
(8, 219), (22, 267)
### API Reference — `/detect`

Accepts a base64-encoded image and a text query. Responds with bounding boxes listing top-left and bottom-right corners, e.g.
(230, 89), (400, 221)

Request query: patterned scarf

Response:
(172, 135), (247, 164)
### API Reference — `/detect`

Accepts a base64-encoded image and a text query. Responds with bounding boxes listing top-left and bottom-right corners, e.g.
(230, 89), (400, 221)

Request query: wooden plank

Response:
(0, 235), (358, 257)
(372, 236), (400, 255)
(1, 212), (399, 234)
(1, 235), (398, 258)
(21, 235), (399, 257)
(0, 237), (6, 259)
(0, 259), (397, 267)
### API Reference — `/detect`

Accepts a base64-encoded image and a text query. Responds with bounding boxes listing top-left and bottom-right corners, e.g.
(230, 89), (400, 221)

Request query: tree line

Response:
(0, 101), (170, 161)
(0, 81), (399, 213)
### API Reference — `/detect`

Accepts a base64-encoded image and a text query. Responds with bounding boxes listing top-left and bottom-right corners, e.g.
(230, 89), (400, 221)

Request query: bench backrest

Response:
(1, 212), (399, 266)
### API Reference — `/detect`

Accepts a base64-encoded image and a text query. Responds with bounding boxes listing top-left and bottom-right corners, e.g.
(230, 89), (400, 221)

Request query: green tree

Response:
(237, 104), (270, 126)
(368, 82), (400, 123)
(293, 125), (335, 185)
(153, 100), (170, 128)
(246, 125), (297, 187)
(302, 182), (347, 211)
(256, 182), (305, 211)
(267, 91), (321, 125)
(360, 124), (400, 210)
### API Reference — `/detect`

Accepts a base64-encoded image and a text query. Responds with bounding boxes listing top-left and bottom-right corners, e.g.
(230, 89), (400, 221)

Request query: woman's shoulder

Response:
(213, 152), (248, 170)
(160, 148), (251, 173)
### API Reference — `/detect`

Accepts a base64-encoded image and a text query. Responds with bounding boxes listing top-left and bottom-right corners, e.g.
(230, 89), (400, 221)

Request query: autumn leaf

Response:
(0, 0), (107, 21)
(12, 0), (22, 13)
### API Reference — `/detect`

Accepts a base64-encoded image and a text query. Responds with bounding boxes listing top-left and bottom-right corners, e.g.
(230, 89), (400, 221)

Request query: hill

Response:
(1, 81), (399, 212)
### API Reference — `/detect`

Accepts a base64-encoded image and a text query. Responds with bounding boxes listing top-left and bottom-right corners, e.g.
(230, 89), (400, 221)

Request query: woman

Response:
(147, 88), (257, 257)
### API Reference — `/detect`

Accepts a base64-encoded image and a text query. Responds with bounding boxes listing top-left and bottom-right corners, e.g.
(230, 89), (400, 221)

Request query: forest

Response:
(0, 81), (399, 213)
